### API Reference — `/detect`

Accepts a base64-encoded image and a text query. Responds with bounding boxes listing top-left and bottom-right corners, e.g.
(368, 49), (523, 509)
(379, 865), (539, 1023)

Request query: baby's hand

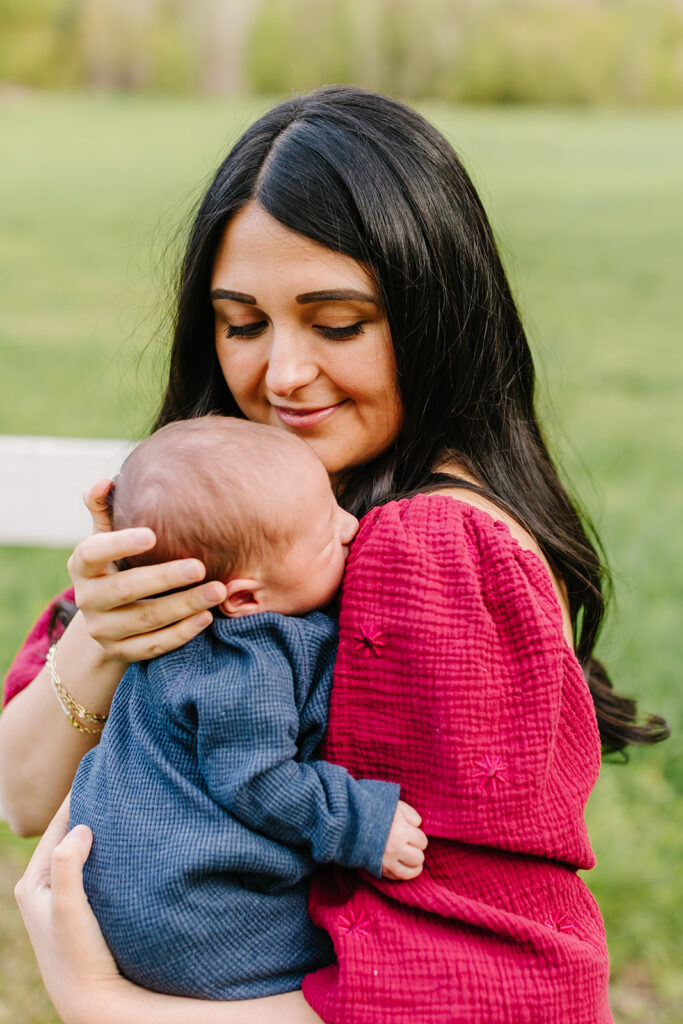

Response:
(381, 800), (428, 880)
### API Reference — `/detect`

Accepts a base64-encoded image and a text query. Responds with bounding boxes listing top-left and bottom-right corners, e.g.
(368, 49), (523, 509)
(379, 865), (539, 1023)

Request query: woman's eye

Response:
(317, 322), (365, 341)
(224, 322), (267, 338)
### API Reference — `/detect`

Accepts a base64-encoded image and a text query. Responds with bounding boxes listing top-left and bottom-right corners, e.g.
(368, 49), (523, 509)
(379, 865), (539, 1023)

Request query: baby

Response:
(69, 416), (425, 1000)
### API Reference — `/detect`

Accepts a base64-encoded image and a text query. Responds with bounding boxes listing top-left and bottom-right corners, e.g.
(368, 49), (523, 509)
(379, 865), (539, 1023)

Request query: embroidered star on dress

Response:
(338, 909), (373, 937)
(473, 755), (508, 791)
(354, 626), (387, 657)
(545, 911), (574, 933)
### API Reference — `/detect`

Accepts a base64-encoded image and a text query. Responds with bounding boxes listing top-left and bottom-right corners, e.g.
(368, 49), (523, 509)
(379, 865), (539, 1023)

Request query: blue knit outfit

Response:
(70, 611), (400, 999)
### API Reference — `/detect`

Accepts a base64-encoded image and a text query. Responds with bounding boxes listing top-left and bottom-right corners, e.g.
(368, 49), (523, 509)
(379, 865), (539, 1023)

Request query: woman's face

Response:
(211, 202), (402, 481)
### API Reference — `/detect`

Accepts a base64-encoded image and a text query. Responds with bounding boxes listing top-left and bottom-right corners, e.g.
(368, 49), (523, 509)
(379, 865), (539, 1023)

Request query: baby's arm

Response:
(195, 625), (426, 880)
(200, 720), (408, 880)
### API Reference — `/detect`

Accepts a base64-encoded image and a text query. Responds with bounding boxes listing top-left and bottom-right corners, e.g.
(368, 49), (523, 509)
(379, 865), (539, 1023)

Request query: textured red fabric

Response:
(303, 495), (611, 1023)
(2, 587), (73, 706)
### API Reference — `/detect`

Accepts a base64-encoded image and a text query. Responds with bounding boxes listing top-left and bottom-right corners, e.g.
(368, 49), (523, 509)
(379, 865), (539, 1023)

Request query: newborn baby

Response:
(69, 416), (425, 999)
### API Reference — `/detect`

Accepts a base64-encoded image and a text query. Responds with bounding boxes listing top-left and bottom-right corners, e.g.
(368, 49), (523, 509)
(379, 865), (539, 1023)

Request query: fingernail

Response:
(202, 583), (225, 602)
(182, 561), (205, 581)
(133, 529), (154, 549)
(69, 824), (92, 843)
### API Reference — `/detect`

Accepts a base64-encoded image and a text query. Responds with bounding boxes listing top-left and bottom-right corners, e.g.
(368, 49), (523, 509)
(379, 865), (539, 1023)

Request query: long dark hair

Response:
(154, 85), (666, 753)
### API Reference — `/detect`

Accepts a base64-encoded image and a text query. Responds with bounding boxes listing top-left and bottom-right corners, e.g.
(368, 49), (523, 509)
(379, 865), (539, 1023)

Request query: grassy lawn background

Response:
(0, 91), (681, 1022)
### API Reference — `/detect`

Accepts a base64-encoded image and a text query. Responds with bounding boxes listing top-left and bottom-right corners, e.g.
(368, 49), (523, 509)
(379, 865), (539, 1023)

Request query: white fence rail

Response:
(0, 436), (135, 547)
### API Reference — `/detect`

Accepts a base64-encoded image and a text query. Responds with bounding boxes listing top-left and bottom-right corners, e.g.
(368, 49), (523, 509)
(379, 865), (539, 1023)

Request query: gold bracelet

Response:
(46, 643), (108, 735)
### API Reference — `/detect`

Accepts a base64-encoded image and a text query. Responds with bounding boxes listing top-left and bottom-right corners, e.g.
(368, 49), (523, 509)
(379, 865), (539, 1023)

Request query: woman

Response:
(5, 86), (667, 1022)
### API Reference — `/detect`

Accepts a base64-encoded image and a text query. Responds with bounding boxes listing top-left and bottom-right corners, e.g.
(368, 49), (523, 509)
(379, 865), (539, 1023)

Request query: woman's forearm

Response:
(1, 518), (226, 836)
(76, 985), (323, 1024)
(0, 611), (125, 835)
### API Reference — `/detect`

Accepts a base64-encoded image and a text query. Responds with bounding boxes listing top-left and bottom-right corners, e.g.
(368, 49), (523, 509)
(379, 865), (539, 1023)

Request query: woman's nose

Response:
(264, 330), (319, 398)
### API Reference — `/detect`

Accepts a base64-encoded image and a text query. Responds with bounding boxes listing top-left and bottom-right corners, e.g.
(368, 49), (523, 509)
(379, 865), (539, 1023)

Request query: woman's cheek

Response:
(216, 345), (254, 397)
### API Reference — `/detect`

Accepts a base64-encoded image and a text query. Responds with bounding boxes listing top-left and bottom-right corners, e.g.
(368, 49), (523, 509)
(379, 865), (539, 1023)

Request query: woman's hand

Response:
(0, 479), (229, 837)
(14, 796), (129, 1024)
(15, 797), (324, 1024)
(69, 479), (227, 665)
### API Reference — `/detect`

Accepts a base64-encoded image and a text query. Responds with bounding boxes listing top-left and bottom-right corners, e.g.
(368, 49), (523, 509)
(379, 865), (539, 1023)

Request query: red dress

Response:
(302, 495), (611, 1023)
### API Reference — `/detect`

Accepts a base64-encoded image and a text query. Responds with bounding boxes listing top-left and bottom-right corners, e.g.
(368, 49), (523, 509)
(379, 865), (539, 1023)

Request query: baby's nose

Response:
(342, 512), (359, 544)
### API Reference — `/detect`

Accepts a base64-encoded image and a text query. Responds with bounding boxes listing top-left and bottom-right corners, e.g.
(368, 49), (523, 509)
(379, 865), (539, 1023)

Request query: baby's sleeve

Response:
(195, 615), (399, 878)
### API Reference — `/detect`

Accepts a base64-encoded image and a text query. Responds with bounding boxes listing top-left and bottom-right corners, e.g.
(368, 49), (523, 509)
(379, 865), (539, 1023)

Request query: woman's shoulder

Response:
(354, 492), (573, 648)
(357, 490), (541, 566)
(361, 489), (539, 556)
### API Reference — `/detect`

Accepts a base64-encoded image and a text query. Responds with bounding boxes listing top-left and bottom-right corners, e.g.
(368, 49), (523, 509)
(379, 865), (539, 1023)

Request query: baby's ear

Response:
(219, 579), (263, 618)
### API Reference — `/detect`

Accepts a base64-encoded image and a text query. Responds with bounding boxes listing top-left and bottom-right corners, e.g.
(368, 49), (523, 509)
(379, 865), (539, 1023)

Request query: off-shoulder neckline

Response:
(387, 492), (576, 655)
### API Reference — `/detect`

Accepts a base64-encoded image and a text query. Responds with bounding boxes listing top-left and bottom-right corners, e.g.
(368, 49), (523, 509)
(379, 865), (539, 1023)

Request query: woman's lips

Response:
(273, 401), (346, 429)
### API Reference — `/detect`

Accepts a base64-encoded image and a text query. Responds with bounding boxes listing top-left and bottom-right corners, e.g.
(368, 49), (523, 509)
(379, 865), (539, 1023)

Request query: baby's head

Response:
(109, 417), (358, 616)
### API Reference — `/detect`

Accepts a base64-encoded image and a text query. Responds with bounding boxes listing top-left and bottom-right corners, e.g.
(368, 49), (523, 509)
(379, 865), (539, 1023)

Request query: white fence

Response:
(0, 435), (135, 547)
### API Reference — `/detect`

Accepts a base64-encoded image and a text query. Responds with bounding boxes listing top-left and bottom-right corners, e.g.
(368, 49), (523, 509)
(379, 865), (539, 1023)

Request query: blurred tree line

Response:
(2, 0), (683, 104)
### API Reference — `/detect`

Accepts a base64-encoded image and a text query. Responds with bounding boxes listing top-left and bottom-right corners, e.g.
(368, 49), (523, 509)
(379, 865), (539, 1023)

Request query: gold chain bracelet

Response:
(46, 643), (108, 735)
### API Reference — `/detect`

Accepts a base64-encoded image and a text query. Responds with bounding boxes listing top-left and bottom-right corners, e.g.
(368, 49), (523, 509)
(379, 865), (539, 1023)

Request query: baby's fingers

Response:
(398, 845), (425, 869)
(396, 800), (422, 827)
(384, 859), (424, 881)
(409, 826), (429, 851)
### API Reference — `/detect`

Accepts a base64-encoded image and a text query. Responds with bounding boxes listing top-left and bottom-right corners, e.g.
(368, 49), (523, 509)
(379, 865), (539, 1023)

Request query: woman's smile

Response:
(272, 400), (348, 429)
(211, 202), (403, 479)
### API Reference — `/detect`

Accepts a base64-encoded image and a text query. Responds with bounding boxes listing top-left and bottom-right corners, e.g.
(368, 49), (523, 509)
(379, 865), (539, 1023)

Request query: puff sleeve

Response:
(322, 495), (600, 868)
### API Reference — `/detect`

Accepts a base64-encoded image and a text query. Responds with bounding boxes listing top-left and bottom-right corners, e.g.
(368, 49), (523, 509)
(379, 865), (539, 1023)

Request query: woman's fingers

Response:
(84, 478), (116, 535)
(90, 609), (217, 662)
(49, 824), (117, 968)
(15, 795), (71, 911)
(83, 580), (225, 639)
(66, 525), (228, 662)
(68, 528), (157, 584)
(50, 824), (93, 918)
(16, 796), (123, 1021)
(74, 556), (210, 617)
(86, 558), (212, 611)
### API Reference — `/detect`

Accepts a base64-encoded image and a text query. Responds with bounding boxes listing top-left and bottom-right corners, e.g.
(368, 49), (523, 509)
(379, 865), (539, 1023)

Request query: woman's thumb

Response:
(84, 478), (114, 535)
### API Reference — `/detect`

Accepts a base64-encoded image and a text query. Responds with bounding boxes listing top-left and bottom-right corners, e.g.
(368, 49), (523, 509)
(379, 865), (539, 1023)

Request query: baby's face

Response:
(263, 455), (359, 615)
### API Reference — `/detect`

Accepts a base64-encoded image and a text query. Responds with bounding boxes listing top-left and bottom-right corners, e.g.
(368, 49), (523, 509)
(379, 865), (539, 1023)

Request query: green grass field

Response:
(0, 91), (681, 1022)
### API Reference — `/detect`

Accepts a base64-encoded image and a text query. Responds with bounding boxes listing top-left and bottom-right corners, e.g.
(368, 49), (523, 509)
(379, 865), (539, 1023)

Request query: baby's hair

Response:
(108, 417), (316, 581)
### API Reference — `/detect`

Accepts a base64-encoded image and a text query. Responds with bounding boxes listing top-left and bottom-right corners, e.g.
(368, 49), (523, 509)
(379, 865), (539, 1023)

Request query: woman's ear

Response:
(218, 579), (264, 618)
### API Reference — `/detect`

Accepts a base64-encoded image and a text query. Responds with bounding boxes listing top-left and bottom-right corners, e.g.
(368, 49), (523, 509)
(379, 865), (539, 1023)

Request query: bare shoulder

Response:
(423, 487), (574, 647)
(424, 487), (543, 558)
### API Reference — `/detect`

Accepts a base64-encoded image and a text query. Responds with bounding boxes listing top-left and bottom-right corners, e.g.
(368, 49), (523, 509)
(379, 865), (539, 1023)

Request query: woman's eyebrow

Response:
(210, 289), (256, 304)
(296, 289), (378, 305)
(209, 287), (379, 306)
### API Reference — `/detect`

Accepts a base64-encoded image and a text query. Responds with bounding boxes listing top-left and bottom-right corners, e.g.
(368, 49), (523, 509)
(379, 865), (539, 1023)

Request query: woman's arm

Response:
(0, 609), (126, 836)
(0, 482), (227, 836)
(15, 799), (323, 1024)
